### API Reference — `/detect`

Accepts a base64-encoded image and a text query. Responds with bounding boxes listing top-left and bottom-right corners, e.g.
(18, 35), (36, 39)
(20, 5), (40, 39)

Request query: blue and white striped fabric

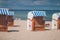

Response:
(8, 11), (14, 16)
(0, 8), (14, 16)
(0, 8), (9, 15)
(32, 11), (46, 17)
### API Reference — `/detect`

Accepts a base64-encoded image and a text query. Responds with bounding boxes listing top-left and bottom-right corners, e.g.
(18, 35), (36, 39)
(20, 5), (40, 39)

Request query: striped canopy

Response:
(0, 8), (14, 16)
(32, 11), (46, 17)
(57, 13), (60, 18)
(8, 11), (14, 16)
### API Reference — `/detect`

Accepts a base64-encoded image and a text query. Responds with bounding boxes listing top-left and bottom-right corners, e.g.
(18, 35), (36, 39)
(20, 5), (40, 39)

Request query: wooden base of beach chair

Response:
(0, 25), (8, 32)
(8, 22), (14, 27)
(34, 27), (45, 31)
(32, 17), (45, 31)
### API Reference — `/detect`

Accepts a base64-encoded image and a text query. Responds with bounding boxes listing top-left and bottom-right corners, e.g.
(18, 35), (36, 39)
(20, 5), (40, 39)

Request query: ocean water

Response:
(9, 10), (60, 21)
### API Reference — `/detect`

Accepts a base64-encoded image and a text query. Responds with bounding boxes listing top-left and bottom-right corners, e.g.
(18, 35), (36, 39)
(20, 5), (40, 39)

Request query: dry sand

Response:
(0, 20), (60, 40)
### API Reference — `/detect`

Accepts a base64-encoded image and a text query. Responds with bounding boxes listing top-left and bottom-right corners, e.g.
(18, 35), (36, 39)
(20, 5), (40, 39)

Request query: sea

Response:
(9, 10), (60, 21)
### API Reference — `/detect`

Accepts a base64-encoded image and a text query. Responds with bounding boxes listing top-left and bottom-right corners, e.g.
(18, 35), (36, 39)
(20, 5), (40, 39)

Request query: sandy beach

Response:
(0, 20), (60, 40)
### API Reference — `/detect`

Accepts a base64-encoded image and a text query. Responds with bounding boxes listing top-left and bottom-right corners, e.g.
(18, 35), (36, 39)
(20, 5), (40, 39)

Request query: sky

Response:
(0, 0), (60, 10)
